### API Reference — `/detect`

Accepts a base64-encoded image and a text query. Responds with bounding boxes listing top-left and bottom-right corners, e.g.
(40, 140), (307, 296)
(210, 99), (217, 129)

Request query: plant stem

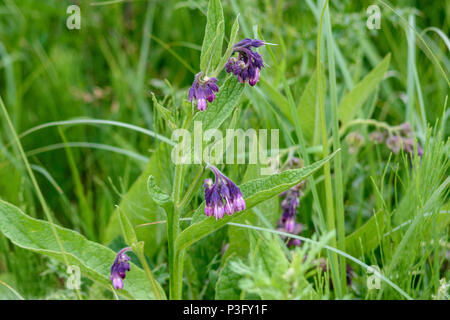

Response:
(135, 247), (164, 300)
(317, 0), (343, 298)
(325, 4), (347, 294)
(176, 165), (204, 210)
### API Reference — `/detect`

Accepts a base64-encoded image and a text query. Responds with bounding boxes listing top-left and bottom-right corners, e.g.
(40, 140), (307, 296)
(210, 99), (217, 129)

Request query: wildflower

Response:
(188, 72), (219, 111)
(225, 38), (265, 86)
(277, 220), (303, 247)
(203, 165), (246, 220)
(345, 132), (365, 154)
(280, 184), (302, 233)
(369, 131), (385, 144)
(386, 135), (402, 154)
(399, 122), (413, 137)
(110, 247), (132, 290)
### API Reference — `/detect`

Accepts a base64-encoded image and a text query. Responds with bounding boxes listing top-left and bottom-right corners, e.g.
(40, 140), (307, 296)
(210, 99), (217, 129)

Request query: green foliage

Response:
(338, 54), (391, 127)
(176, 151), (337, 251)
(0, 200), (155, 299)
(200, 0), (225, 74)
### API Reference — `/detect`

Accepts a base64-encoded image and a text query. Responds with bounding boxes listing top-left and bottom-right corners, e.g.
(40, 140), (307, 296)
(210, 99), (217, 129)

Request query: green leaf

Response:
(103, 143), (173, 257)
(226, 164), (279, 258)
(213, 15), (240, 77)
(0, 199), (155, 300)
(118, 208), (138, 246)
(215, 256), (242, 299)
(297, 69), (326, 144)
(345, 210), (385, 257)
(200, 0), (224, 74)
(147, 175), (171, 205)
(175, 151), (339, 251)
(151, 93), (177, 131)
(338, 54), (391, 127)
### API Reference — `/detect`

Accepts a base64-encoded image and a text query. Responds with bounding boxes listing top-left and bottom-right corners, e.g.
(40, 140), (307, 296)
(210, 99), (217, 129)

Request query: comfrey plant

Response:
(225, 38), (265, 86)
(203, 164), (246, 220)
(188, 38), (265, 111)
(104, 0), (335, 299)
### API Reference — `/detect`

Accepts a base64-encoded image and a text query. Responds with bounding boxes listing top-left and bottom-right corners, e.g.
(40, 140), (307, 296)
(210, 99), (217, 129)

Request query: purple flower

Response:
(188, 72), (219, 111)
(203, 165), (246, 220)
(400, 122), (413, 137)
(225, 38), (265, 86)
(110, 247), (132, 290)
(280, 183), (302, 228)
(386, 135), (402, 154)
(277, 182), (305, 247)
(369, 131), (385, 144)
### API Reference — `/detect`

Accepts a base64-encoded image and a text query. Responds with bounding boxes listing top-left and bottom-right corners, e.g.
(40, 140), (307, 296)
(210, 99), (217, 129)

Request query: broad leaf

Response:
(215, 255), (242, 299)
(226, 164), (279, 258)
(0, 199), (155, 300)
(103, 143), (173, 257)
(345, 210), (385, 257)
(338, 54), (391, 127)
(175, 151), (338, 251)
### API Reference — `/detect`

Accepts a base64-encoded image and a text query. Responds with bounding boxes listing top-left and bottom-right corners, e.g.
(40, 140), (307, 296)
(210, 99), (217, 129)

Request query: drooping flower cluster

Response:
(188, 72), (219, 111)
(203, 165), (246, 220)
(110, 247), (132, 290)
(225, 38), (265, 86)
(277, 157), (306, 247)
(369, 122), (423, 157)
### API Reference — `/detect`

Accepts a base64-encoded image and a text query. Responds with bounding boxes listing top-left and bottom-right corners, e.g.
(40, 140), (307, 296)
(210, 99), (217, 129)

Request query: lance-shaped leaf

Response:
(200, 0), (224, 74)
(338, 54), (391, 127)
(175, 151), (339, 251)
(118, 207), (138, 247)
(213, 15), (240, 77)
(0, 199), (156, 300)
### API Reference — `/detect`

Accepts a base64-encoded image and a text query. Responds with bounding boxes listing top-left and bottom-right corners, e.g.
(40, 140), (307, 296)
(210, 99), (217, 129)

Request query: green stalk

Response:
(324, 5), (347, 293)
(135, 246), (164, 300)
(0, 96), (83, 300)
(168, 163), (183, 299)
(317, 0), (343, 298)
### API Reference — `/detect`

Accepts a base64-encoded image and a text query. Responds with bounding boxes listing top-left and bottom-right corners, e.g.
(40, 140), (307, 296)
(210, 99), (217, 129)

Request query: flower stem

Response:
(135, 246), (164, 300)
